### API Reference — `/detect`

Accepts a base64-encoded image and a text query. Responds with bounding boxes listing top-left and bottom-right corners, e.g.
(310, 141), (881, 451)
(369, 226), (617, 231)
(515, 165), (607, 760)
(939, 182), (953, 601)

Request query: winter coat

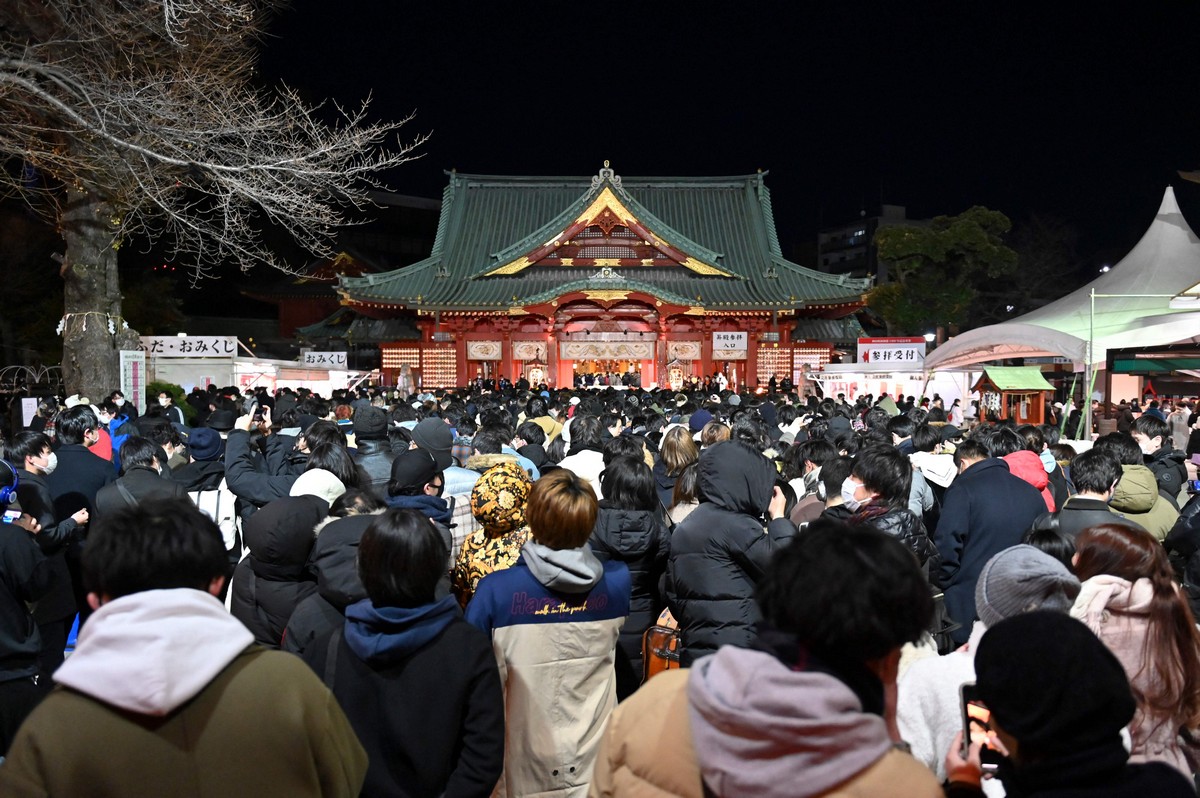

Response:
(897, 622), (986, 784)
(1165, 495), (1200, 618)
(530, 414), (564, 443)
(852, 505), (939, 576)
(452, 461), (533, 609)
(652, 459), (679, 511)
(466, 545), (630, 798)
(14, 469), (80, 624)
(1108, 464), (1179, 541)
(933, 457), (1049, 643)
(172, 460), (226, 493)
(353, 438), (395, 500)
(0, 589), (367, 798)
(558, 447), (606, 499)
(230, 495), (325, 648)
(223, 430), (299, 509)
(1003, 450), (1055, 511)
(282, 514), (377, 657)
(1146, 447), (1189, 508)
(589, 506), (670, 677)
(943, 750), (1194, 798)
(1036, 496), (1148, 540)
(46, 443), (115, 520)
(0, 522), (52, 682)
(303, 597), (504, 798)
(666, 441), (797, 667)
(589, 650), (943, 798)
(94, 466), (187, 518)
(1072, 576), (1200, 779)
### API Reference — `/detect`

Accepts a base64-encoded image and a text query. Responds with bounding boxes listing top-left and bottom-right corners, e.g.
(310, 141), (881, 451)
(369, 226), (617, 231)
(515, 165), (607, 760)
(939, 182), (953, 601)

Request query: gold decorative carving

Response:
(512, 341), (547, 361)
(667, 341), (702, 360)
(507, 307), (528, 315)
(483, 185), (732, 278)
(466, 340), (502, 360)
(487, 255), (532, 276)
(681, 257), (730, 276)
(559, 258), (574, 266)
(684, 306), (706, 315)
(583, 290), (630, 302)
(593, 258), (618, 267)
(560, 341), (654, 360)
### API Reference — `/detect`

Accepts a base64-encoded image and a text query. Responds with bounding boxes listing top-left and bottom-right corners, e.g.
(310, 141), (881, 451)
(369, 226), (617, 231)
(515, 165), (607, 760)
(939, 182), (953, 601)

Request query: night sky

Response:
(255, 3), (1200, 268)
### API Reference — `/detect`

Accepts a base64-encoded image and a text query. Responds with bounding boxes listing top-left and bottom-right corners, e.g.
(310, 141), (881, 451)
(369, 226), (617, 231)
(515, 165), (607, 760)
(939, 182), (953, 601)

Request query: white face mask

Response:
(40, 452), (58, 476)
(1137, 438), (1157, 456)
(840, 477), (863, 512)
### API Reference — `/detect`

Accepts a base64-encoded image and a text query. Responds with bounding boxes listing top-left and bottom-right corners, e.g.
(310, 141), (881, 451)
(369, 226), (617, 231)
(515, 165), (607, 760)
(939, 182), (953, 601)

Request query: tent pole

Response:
(1084, 288), (1095, 438)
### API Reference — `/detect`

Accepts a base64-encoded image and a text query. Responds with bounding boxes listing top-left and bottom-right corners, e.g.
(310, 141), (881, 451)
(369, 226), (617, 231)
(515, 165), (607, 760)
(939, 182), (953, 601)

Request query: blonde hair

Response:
(526, 470), (598, 550)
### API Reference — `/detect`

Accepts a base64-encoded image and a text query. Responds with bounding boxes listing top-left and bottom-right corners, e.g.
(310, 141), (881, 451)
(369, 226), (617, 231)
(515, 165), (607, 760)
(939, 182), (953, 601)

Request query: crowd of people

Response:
(0, 380), (1199, 797)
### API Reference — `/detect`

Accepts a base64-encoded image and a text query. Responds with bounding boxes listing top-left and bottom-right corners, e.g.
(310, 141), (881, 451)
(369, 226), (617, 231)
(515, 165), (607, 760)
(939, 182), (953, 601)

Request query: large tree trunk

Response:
(59, 190), (139, 399)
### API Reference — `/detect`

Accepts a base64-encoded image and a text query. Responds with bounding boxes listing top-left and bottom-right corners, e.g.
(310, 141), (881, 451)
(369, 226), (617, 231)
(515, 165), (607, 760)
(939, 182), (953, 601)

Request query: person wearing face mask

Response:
(840, 446), (938, 574)
(931, 437), (1047, 646)
(4, 432), (89, 680)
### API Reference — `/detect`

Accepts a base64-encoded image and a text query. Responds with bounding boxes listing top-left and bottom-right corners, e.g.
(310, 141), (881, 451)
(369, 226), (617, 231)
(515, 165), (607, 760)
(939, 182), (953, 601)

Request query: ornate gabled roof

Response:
(340, 164), (871, 313)
(296, 307), (421, 343)
(244, 250), (382, 302)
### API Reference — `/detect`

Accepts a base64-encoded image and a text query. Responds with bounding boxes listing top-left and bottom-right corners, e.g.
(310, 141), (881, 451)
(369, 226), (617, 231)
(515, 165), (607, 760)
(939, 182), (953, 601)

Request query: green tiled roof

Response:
(340, 169), (871, 312)
(977, 366), (1055, 391)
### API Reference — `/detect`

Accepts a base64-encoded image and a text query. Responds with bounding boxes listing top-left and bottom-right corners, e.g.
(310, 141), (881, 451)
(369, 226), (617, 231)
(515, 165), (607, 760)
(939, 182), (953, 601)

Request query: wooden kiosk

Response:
(972, 366), (1054, 425)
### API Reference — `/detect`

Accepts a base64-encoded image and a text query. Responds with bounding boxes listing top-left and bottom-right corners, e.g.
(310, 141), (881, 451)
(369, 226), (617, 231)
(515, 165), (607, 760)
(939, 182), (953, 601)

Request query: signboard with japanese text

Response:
(712, 331), (748, 360)
(119, 350), (147, 413)
(139, 336), (238, 358)
(856, 337), (926, 366)
(21, 398), (37, 428)
(302, 351), (348, 367)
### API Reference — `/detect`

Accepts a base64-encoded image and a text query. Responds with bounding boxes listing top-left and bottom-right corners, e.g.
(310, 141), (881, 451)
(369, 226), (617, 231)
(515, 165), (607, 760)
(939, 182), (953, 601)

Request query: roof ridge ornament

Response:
(591, 160), (622, 191)
(591, 266), (624, 281)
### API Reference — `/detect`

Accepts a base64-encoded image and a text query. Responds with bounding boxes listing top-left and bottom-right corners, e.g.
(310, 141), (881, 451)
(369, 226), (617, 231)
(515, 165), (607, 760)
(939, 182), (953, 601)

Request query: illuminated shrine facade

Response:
(338, 164), (871, 389)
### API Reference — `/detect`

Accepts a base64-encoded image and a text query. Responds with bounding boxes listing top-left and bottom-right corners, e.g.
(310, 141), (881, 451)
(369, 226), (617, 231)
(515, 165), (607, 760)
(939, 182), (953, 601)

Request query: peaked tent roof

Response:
(339, 168), (870, 312)
(925, 187), (1200, 370)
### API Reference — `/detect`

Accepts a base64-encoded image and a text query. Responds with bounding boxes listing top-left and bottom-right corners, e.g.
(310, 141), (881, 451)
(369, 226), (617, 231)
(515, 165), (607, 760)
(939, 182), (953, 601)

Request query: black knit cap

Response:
(974, 611), (1135, 755)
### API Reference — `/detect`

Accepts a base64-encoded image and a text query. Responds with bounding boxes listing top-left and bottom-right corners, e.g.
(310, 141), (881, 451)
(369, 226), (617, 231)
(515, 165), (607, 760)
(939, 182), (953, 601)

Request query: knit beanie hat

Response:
(353, 406), (388, 440)
(289, 468), (347, 507)
(975, 611), (1135, 755)
(471, 461), (531, 534)
(187, 427), (223, 462)
(689, 408), (713, 434)
(974, 544), (1080, 629)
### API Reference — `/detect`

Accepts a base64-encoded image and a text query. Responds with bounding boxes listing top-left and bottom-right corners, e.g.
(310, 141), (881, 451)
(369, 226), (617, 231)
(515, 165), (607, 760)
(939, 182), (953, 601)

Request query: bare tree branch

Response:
(0, 0), (426, 284)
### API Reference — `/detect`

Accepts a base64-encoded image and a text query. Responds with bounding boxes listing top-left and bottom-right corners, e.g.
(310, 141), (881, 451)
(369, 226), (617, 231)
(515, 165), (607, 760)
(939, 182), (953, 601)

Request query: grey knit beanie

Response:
(975, 544), (1081, 629)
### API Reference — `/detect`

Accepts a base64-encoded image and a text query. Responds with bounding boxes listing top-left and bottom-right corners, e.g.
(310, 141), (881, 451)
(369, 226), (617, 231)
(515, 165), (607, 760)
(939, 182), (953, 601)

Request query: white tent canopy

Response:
(925, 187), (1200, 370)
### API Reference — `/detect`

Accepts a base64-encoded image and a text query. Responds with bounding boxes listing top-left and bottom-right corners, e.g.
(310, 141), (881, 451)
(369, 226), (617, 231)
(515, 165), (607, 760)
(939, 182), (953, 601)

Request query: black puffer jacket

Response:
(852, 504), (940, 580)
(1165, 493), (1200, 618)
(589, 506), (670, 675)
(283, 513), (376, 656)
(230, 494), (324, 648)
(1146, 447), (1188, 508)
(666, 441), (797, 667)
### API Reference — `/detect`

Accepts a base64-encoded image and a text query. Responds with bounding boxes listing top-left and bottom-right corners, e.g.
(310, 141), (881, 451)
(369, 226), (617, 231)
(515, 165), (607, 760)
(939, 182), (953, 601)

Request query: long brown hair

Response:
(1074, 523), (1200, 729)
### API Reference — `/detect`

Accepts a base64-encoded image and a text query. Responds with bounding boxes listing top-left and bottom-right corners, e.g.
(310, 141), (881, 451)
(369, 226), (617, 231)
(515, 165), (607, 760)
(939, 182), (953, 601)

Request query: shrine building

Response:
(337, 163), (872, 390)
